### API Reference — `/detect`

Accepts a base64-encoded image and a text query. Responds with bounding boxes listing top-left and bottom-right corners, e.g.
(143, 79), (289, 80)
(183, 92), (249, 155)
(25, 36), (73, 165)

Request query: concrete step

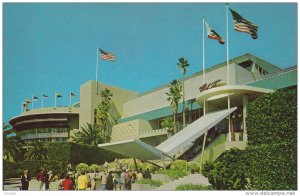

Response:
(155, 173), (210, 191)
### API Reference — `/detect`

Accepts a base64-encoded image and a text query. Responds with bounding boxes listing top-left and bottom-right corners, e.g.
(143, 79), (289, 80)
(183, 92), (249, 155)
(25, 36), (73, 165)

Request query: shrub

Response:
(76, 163), (89, 173)
(246, 88), (297, 146)
(188, 162), (200, 173)
(176, 184), (215, 190)
(21, 160), (68, 177)
(47, 142), (124, 165)
(156, 169), (188, 180)
(137, 179), (163, 187)
(89, 164), (101, 172)
(170, 160), (188, 171)
(140, 162), (158, 172)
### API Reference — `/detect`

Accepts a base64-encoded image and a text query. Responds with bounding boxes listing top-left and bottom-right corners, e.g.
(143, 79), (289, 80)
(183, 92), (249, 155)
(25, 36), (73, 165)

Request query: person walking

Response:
(20, 169), (31, 190)
(77, 171), (88, 190)
(120, 170), (126, 190)
(36, 168), (46, 190)
(137, 170), (143, 182)
(100, 172), (107, 190)
(105, 171), (114, 190)
(60, 174), (74, 190)
(144, 168), (152, 179)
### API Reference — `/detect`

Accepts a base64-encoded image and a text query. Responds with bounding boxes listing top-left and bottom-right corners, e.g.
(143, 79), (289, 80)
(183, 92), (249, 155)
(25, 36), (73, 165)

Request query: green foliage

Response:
(201, 148), (250, 190)
(3, 125), (24, 162)
(246, 88), (297, 145)
(89, 164), (101, 172)
(140, 162), (158, 172)
(47, 142), (123, 165)
(21, 160), (67, 177)
(202, 143), (297, 190)
(156, 169), (188, 180)
(24, 142), (48, 160)
(160, 117), (175, 135)
(76, 163), (89, 173)
(72, 123), (104, 146)
(137, 179), (163, 187)
(96, 88), (114, 142)
(176, 184), (215, 190)
(188, 161), (200, 173)
(202, 88), (297, 190)
(177, 57), (190, 74)
(170, 160), (188, 171)
(3, 160), (22, 179)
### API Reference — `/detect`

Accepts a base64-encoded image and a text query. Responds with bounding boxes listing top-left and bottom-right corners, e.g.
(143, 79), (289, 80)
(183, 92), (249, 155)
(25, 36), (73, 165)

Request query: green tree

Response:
(165, 80), (182, 133)
(72, 123), (104, 146)
(96, 88), (113, 142)
(161, 117), (174, 136)
(177, 57), (189, 127)
(3, 124), (23, 162)
(24, 142), (48, 161)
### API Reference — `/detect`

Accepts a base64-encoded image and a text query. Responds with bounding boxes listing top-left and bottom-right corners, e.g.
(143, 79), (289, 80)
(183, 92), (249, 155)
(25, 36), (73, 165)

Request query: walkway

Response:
(155, 173), (210, 191)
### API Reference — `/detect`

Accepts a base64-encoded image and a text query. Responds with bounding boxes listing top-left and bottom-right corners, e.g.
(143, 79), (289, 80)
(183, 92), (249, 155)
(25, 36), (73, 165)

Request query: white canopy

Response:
(98, 107), (237, 160)
(156, 107), (237, 157)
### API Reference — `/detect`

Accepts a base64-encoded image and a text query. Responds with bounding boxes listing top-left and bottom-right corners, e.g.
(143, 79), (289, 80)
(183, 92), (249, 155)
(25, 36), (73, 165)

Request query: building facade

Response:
(9, 53), (297, 160)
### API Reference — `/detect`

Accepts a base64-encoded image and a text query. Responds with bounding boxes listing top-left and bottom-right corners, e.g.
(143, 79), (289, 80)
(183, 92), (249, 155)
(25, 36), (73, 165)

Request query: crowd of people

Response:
(20, 166), (153, 191)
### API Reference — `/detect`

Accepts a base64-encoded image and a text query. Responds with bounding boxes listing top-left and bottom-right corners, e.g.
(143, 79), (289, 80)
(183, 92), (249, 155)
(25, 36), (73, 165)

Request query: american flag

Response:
(99, 49), (116, 61)
(229, 8), (258, 39)
(205, 21), (225, 44)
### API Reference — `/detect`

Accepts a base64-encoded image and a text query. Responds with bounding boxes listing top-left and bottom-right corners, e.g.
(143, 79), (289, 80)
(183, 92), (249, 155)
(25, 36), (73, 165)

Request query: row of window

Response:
(23, 138), (67, 143)
(18, 128), (68, 136)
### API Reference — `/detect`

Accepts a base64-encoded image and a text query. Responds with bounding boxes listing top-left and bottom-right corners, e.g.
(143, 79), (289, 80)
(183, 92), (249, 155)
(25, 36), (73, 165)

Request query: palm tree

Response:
(72, 123), (104, 146)
(24, 142), (48, 160)
(166, 80), (182, 133)
(161, 117), (175, 137)
(96, 88), (113, 142)
(3, 124), (23, 162)
(177, 57), (190, 127)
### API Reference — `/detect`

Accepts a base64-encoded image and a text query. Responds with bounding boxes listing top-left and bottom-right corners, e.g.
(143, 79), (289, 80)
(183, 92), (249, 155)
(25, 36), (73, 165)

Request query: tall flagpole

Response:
(69, 91), (71, 106)
(226, 3), (231, 142)
(54, 91), (56, 108)
(42, 96), (44, 108)
(96, 46), (99, 94)
(32, 95), (34, 110)
(202, 17), (205, 84)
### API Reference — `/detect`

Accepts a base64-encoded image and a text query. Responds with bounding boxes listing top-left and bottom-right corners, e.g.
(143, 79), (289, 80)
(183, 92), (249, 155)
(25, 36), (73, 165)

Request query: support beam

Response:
(243, 94), (248, 142)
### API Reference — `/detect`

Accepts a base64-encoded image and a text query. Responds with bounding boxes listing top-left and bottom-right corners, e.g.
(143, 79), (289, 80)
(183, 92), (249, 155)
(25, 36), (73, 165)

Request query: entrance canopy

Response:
(98, 139), (162, 160)
(98, 107), (237, 160)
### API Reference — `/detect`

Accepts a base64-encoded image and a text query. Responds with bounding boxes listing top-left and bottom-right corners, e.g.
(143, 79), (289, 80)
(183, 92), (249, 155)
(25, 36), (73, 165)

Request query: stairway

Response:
(155, 174), (210, 191)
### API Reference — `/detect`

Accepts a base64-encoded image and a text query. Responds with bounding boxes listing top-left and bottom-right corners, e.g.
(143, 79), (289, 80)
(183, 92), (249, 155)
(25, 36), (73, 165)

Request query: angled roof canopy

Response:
(98, 108), (237, 160)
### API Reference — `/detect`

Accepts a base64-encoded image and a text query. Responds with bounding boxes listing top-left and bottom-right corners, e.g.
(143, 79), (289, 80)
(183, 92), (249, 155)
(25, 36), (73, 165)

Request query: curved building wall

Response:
(9, 107), (79, 143)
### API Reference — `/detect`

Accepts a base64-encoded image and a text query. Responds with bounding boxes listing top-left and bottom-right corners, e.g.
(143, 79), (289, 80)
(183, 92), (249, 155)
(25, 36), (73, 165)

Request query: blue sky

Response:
(3, 3), (297, 123)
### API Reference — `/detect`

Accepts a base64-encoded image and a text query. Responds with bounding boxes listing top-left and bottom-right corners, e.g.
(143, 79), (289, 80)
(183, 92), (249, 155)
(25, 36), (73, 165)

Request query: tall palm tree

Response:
(177, 57), (190, 127)
(96, 88), (113, 142)
(3, 124), (23, 162)
(166, 80), (182, 133)
(72, 123), (104, 146)
(24, 142), (48, 161)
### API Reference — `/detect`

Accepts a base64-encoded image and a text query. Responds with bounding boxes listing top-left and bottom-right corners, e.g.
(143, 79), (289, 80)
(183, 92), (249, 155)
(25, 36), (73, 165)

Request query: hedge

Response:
(176, 184), (215, 190)
(47, 142), (124, 165)
(246, 88), (297, 146)
(21, 160), (68, 177)
(202, 88), (297, 190)
(202, 143), (297, 190)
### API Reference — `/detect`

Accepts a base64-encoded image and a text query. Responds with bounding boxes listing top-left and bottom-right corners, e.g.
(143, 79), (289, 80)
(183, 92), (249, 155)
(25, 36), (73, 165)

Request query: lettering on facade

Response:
(199, 79), (226, 92)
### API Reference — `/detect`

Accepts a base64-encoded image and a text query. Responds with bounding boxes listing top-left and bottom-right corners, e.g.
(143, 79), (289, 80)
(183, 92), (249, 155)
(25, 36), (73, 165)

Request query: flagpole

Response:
(96, 46), (99, 94)
(32, 95), (34, 110)
(21, 102), (23, 113)
(202, 17), (206, 84)
(69, 91), (71, 107)
(42, 96), (44, 108)
(226, 3), (231, 142)
(54, 91), (56, 108)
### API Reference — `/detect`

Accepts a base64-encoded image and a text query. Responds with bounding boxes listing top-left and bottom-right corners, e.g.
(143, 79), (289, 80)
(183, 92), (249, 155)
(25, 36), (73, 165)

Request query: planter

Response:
(151, 174), (172, 184)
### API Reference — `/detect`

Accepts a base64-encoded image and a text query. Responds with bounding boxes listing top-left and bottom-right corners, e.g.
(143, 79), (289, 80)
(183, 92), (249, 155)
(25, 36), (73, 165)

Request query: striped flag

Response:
(33, 96), (38, 101)
(205, 21), (225, 44)
(56, 93), (62, 98)
(99, 49), (116, 61)
(42, 94), (48, 99)
(229, 8), (258, 39)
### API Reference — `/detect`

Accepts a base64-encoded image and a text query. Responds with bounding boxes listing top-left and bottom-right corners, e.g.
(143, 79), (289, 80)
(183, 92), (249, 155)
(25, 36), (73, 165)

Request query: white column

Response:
(228, 94), (231, 142)
(200, 99), (208, 169)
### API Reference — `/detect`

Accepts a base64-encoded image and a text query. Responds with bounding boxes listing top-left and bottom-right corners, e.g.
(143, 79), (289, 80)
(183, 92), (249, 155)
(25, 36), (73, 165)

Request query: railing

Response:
(20, 132), (68, 140)
(139, 128), (167, 138)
